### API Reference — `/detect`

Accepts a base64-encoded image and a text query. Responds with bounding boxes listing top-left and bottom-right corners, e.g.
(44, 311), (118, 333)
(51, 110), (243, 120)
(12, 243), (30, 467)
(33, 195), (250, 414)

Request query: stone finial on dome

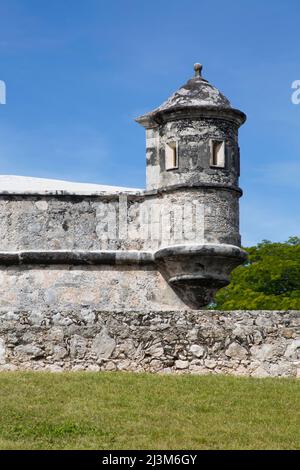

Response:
(194, 63), (202, 77)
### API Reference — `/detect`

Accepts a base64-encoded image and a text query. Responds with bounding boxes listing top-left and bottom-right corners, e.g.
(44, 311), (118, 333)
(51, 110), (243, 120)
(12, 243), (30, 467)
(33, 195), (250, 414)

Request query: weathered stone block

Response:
(91, 328), (116, 360)
(225, 342), (248, 360)
(190, 344), (205, 358)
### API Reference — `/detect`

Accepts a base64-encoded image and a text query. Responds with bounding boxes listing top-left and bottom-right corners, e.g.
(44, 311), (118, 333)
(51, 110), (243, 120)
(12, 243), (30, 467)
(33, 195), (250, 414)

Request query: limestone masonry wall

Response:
(0, 191), (239, 250)
(0, 310), (299, 378)
(0, 265), (185, 311)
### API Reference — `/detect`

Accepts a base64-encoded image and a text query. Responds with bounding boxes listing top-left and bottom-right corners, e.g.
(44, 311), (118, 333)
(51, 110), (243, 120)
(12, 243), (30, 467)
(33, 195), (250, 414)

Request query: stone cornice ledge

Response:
(0, 245), (247, 267)
(0, 250), (154, 266)
(0, 182), (242, 198)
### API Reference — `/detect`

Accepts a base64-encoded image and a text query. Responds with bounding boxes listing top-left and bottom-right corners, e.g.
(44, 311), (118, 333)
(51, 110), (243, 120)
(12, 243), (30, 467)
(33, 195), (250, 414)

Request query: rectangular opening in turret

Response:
(165, 142), (178, 170)
(210, 140), (225, 168)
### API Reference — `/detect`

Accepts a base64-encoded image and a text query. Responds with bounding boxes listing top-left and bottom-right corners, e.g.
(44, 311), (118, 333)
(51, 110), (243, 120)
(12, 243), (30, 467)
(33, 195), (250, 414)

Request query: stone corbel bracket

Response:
(154, 244), (247, 308)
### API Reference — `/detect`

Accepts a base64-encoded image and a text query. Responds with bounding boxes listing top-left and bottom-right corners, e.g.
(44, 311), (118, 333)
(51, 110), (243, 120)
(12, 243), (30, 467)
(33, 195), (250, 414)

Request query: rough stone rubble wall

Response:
(0, 310), (299, 378)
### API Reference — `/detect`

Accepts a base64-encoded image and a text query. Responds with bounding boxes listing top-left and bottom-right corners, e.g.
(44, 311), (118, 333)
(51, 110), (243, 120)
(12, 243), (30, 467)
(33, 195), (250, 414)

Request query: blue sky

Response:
(0, 0), (299, 246)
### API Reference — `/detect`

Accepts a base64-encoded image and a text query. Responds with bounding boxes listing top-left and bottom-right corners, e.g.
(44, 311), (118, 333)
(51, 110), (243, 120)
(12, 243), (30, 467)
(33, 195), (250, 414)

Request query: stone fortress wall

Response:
(0, 188), (238, 252)
(1, 190), (298, 377)
(0, 64), (247, 312)
(0, 309), (299, 378)
(0, 64), (299, 377)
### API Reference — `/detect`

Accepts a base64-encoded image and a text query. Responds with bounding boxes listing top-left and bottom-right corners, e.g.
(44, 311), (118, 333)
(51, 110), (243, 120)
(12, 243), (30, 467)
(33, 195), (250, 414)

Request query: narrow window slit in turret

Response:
(210, 140), (225, 168)
(165, 142), (178, 170)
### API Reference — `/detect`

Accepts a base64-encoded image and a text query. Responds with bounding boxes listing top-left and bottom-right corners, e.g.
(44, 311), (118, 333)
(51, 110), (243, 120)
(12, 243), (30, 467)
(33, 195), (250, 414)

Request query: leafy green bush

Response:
(213, 237), (300, 310)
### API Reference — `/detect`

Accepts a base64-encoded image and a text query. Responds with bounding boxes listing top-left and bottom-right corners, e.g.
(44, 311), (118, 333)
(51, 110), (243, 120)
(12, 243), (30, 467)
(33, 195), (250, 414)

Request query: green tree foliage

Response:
(213, 236), (300, 310)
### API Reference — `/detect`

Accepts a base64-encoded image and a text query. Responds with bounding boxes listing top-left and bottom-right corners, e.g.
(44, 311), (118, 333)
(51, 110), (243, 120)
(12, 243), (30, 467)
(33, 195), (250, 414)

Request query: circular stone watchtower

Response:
(136, 64), (247, 308)
(136, 63), (246, 195)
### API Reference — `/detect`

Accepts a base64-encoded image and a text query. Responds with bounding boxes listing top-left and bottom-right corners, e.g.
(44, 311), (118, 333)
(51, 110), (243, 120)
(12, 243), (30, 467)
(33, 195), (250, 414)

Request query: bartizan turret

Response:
(136, 63), (247, 307)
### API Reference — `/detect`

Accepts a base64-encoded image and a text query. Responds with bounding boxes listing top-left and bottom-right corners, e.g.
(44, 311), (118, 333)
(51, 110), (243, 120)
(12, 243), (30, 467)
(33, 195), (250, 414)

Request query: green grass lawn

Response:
(0, 371), (298, 450)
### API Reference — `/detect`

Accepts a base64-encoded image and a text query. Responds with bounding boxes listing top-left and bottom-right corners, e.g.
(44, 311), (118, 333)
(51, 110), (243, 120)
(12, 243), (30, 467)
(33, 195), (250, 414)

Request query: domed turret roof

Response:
(155, 63), (231, 111)
(136, 63), (246, 126)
